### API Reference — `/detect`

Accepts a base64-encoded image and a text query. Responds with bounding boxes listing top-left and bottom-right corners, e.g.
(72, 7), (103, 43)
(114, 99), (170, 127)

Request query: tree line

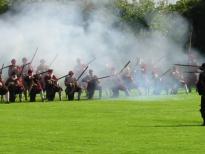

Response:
(0, 0), (204, 53)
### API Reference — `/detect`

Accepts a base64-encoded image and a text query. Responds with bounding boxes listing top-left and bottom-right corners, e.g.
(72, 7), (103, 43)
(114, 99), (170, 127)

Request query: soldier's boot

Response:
(19, 94), (23, 102)
(9, 93), (16, 102)
(40, 91), (45, 102)
(24, 90), (28, 101)
(58, 92), (62, 101)
(200, 109), (205, 126)
(29, 93), (36, 102)
(77, 92), (81, 101)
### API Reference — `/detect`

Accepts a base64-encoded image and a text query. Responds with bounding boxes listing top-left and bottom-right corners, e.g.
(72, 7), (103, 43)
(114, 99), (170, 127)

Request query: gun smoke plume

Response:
(0, 0), (202, 96)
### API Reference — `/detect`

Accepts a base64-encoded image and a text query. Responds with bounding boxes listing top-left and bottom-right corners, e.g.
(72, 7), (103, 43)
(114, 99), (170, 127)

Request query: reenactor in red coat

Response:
(44, 69), (62, 101)
(24, 70), (44, 102)
(5, 72), (24, 102)
(8, 59), (21, 78)
(0, 74), (9, 103)
(21, 57), (33, 101)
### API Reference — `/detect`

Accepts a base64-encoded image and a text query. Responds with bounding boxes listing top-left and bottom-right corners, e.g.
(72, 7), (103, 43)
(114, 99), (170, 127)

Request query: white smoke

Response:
(0, 0), (200, 95)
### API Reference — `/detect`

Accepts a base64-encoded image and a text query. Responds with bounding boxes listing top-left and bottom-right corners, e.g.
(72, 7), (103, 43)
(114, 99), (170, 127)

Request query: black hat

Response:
(200, 63), (205, 71)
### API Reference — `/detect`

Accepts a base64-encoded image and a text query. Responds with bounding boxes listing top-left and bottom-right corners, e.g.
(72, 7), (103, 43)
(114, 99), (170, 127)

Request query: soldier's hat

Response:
(200, 63), (205, 71)
(68, 71), (74, 75)
(28, 69), (33, 74)
(48, 69), (53, 73)
(89, 69), (93, 73)
(40, 59), (46, 63)
(11, 58), (16, 63)
(22, 57), (27, 61)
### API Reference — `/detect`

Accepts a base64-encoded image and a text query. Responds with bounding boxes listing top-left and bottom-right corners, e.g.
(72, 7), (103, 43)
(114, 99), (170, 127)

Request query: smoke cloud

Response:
(0, 0), (201, 96)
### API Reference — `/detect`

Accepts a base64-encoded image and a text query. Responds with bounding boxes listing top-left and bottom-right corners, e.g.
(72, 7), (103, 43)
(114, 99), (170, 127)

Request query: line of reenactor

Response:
(0, 52), (202, 103)
(0, 56), (105, 103)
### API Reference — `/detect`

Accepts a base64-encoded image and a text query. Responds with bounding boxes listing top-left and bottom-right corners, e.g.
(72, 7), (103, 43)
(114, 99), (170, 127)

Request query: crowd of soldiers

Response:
(0, 52), (201, 103)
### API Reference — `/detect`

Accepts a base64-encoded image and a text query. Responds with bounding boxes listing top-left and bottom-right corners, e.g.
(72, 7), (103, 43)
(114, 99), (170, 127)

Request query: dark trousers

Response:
(200, 96), (205, 123)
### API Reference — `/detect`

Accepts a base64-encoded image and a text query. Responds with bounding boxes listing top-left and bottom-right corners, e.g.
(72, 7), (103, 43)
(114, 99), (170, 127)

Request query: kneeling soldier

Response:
(64, 71), (81, 101)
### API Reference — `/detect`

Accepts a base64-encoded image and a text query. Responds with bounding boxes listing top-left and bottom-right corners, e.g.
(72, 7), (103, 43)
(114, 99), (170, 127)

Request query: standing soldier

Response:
(21, 57), (32, 76)
(36, 59), (49, 73)
(64, 71), (81, 101)
(36, 59), (49, 91)
(197, 63), (205, 126)
(8, 59), (20, 77)
(82, 69), (102, 99)
(44, 69), (62, 101)
(21, 57), (33, 101)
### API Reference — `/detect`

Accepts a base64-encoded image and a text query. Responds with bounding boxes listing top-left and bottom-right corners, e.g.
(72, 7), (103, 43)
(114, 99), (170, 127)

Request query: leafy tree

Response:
(0, 0), (9, 13)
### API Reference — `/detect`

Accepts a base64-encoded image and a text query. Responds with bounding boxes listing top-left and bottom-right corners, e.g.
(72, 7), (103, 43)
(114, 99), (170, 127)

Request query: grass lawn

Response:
(0, 93), (205, 154)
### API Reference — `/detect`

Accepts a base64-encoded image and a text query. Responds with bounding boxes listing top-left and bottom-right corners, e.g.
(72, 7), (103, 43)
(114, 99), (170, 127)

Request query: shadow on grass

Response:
(129, 124), (202, 128)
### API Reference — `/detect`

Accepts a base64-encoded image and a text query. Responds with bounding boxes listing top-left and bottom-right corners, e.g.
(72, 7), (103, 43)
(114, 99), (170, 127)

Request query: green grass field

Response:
(0, 93), (205, 154)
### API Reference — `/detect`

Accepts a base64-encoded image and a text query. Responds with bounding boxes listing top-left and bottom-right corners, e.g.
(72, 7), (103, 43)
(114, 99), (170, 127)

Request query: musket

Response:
(119, 60), (131, 74)
(89, 75), (112, 81)
(1, 65), (11, 70)
(30, 47), (38, 64)
(77, 65), (89, 81)
(153, 55), (165, 67)
(188, 29), (193, 53)
(97, 75), (111, 80)
(0, 64), (4, 75)
(183, 71), (201, 74)
(49, 54), (58, 67)
(86, 57), (96, 66)
(58, 74), (69, 81)
(35, 70), (50, 76)
(174, 64), (199, 67)
(159, 68), (171, 78)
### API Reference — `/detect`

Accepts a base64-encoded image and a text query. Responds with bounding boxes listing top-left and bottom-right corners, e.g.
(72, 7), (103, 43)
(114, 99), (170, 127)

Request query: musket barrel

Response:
(119, 60), (131, 74)
(174, 64), (199, 67)
(77, 66), (89, 81)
